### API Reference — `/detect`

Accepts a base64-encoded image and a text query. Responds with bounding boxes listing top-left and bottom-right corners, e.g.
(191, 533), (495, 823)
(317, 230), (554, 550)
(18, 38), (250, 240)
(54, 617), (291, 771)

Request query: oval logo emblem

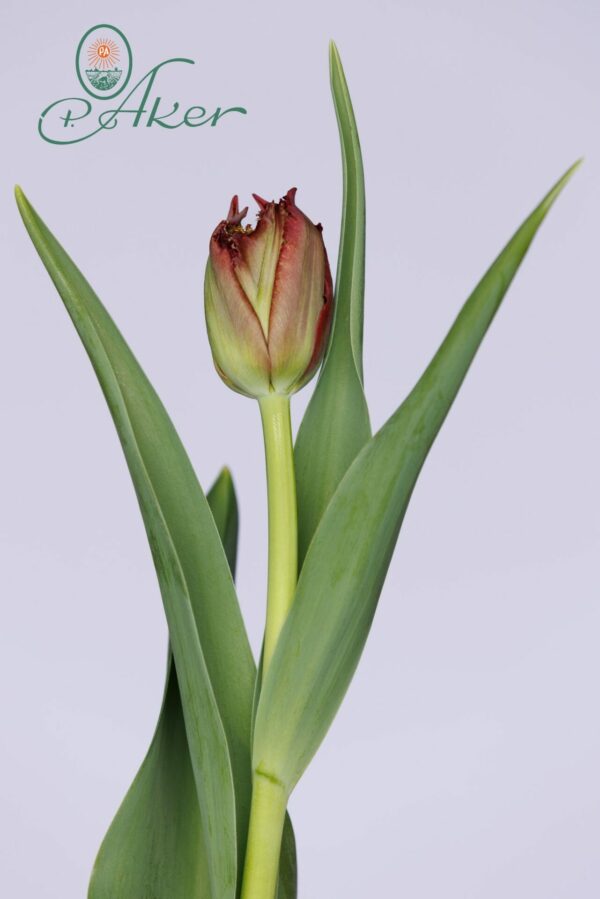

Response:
(76, 24), (132, 100)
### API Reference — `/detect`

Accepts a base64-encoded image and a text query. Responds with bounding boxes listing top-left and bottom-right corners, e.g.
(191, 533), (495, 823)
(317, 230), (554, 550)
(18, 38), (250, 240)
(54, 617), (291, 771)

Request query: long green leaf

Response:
(16, 189), (255, 899)
(277, 817), (298, 899)
(88, 468), (239, 899)
(294, 42), (371, 565)
(254, 162), (580, 793)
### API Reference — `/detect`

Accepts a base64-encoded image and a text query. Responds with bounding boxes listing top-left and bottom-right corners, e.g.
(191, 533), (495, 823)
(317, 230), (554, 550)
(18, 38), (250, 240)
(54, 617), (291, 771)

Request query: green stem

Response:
(258, 393), (298, 674)
(242, 395), (295, 899)
(240, 772), (288, 899)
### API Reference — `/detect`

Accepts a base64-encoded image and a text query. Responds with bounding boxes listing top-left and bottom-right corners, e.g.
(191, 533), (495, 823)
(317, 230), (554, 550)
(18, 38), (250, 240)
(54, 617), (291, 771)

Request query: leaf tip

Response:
(328, 40), (342, 76)
(14, 186), (39, 235)
(14, 184), (28, 213)
(558, 157), (584, 186)
(542, 158), (583, 213)
(219, 465), (233, 484)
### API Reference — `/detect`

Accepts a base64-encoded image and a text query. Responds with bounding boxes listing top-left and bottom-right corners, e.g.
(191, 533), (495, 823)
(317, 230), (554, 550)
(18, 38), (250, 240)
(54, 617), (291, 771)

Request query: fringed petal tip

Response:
(283, 187), (297, 207)
(226, 195), (248, 226)
(252, 193), (270, 211)
(250, 188), (297, 216)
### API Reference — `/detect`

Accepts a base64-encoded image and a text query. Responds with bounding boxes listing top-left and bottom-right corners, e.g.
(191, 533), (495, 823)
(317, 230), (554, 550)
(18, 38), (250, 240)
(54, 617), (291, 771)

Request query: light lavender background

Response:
(1, 1), (598, 896)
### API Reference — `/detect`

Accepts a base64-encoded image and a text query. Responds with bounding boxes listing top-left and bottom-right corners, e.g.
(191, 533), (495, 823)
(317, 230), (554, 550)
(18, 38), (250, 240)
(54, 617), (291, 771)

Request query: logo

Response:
(39, 24), (247, 145)
(76, 24), (132, 100)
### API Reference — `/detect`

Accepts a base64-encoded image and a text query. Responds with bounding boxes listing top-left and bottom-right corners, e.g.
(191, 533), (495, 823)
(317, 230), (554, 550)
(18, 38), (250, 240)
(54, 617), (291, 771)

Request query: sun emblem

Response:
(87, 37), (120, 70)
(85, 35), (123, 91)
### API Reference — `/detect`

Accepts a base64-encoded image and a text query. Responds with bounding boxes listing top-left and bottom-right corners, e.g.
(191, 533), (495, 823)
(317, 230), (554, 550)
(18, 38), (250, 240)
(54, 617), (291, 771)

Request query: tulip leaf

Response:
(88, 469), (239, 899)
(277, 816), (298, 899)
(16, 188), (255, 899)
(294, 42), (371, 565)
(254, 162), (580, 794)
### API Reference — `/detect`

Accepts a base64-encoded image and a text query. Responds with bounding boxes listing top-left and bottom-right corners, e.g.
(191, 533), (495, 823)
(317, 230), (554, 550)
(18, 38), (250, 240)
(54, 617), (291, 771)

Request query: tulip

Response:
(204, 188), (333, 398)
(205, 189), (334, 703)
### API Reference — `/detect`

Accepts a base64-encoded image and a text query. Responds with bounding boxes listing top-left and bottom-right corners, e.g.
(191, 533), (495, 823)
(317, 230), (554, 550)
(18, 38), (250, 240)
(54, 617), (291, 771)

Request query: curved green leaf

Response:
(254, 162), (580, 793)
(16, 189), (255, 899)
(294, 42), (371, 566)
(88, 468), (239, 899)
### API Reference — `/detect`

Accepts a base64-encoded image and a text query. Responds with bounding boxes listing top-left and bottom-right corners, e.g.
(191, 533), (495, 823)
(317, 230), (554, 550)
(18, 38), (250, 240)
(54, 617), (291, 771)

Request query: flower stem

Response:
(240, 771), (288, 899)
(242, 395), (295, 899)
(258, 393), (298, 674)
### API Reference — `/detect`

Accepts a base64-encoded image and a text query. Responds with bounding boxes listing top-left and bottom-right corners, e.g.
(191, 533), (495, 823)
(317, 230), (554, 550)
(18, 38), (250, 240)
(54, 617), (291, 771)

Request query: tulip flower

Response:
(205, 188), (334, 692)
(204, 190), (334, 706)
(204, 188), (333, 398)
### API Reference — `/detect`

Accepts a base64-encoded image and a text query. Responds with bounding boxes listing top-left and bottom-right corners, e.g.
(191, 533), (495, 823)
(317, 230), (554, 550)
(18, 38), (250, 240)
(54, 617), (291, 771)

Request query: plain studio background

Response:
(1, 0), (598, 896)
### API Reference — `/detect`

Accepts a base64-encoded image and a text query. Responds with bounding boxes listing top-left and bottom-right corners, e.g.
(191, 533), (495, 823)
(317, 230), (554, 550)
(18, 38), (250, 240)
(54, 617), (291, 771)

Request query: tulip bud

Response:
(204, 188), (333, 398)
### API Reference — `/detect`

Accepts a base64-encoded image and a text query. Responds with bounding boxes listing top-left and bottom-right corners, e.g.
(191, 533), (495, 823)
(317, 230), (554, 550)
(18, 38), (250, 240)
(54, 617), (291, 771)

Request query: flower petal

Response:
(204, 251), (271, 397)
(231, 200), (285, 337)
(268, 191), (333, 394)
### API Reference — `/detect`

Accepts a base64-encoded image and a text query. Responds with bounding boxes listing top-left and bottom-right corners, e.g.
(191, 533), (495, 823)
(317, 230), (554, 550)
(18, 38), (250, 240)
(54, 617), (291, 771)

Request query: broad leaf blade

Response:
(254, 163), (580, 792)
(294, 42), (371, 565)
(88, 469), (239, 899)
(16, 189), (255, 899)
